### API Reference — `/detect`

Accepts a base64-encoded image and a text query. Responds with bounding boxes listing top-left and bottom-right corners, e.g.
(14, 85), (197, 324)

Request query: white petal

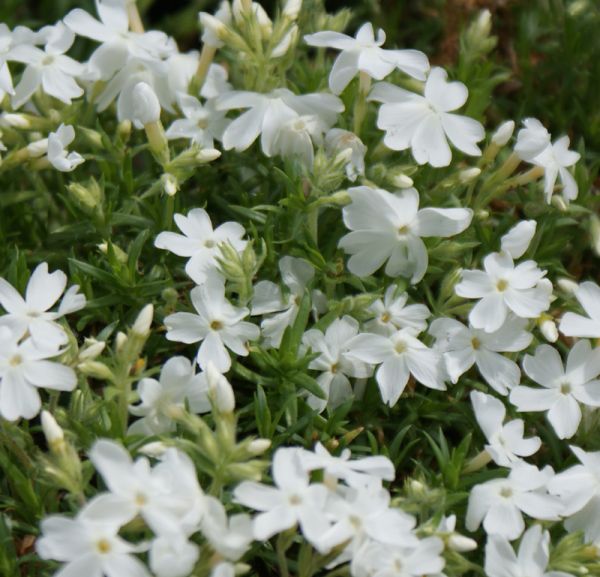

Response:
(469, 293), (507, 333)
(483, 501), (524, 540)
(500, 220), (537, 260)
(411, 112), (451, 167)
(440, 112), (484, 156)
(197, 331), (231, 372)
(425, 67), (468, 112)
(476, 349), (520, 395)
(222, 105), (266, 152)
(547, 395), (581, 439)
(413, 207), (472, 238)
(522, 345), (564, 386)
(328, 50), (359, 95)
(376, 357), (409, 406)
(0, 370), (41, 420)
(23, 360), (77, 391)
(470, 391), (505, 440)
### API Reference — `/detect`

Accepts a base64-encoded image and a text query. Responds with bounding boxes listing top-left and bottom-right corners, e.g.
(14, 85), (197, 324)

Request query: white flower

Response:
(234, 447), (330, 543)
(325, 128), (366, 181)
(166, 94), (229, 148)
(429, 315), (532, 395)
(37, 507), (150, 577)
(365, 285), (430, 335)
(455, 251), (552, 333)
(164, 276), (259, 372)
(339, 186), (472, 283)
(547, 445), (600, 543)
(301, 316), (371, 411)
(351, 537), (445, 577)
(251, 256), (314, 349)
(470, 391), (541, 467)
(509, 341), (600, 439)
(532, 136), (580, 203)
(0, 329), (77, 421)
(149, 535), (199, 577)
(485, 524), (573, 577)
(270, 114), (323, 167)
(500, 220), (536, 260)
(514, 118), (551, 162)
(47, 124), (85, 172)
(370, 67), (485, 167)
(347, 327), (445, 407)
(217, 88), (343, 153)
(154, 208), (247, 285)
(559, 281), (600, 338)
(8, 22), (84, 108)
(128, 356), (210, 436)
(84, 441), (205, 537)
(436, 515), (477, 552)
(304, 22), (429, 94)
(201, 63), (232, 99)
(0, 261), (85, 348)
(132, 81), (161, 125)
(466, 463), (562, 540)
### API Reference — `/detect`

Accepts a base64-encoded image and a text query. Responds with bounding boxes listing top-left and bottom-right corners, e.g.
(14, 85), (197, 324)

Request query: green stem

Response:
(353, 72), (372, 137)
(276, 531), (293, 577)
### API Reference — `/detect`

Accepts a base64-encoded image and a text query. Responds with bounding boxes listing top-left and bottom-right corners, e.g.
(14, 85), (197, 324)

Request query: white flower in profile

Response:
(304, 22), (429, 94)
(324, 128), (366, 181)
(37, 507), (150, 577)
(559, 281), (600, 338)
(429, 315), (532, 395)
(301, 316), (372, 412)
(338, 186), (472, 283)
(251, 256), (314, 349)
(217, 88), (343, 153)
(532, 137), (580, 203)
(154, 208), (247, 285)
(166, 94), (229, 148)
(270, 114), (323, 168)
(351, 537), (445, 577)
(485, 524), (573, 577)
(0, 329), (77, 421)
(8, 22), (84, 108)
(370, 67), (485, 167)
(149, 534), (199, 577)
(47, 124), (85, 172)
(466, 463), (562, 540)
(509, 341), (600, 439)
(470, 391), (541, 467)
(164, 275), (259, 372)
(547, 445), (600, 543)
(514, 118), (551, 162)
(128, 356), (210, 436)
(234, 447), (330, 543)
(365, 285), (430, 335)
(347, 327), (445, 407)
(455, 251), (552, 333)
(0, 261), (85, 348)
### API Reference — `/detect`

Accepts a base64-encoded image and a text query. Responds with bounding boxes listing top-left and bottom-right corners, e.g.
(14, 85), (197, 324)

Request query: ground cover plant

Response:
(1, 0), (600, 576)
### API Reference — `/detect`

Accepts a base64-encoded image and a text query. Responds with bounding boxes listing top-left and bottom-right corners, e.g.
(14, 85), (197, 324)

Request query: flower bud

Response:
(492, 120), (515, 146)
(41, 410), (65, 453)
(161, 173), (178, 196)
(392, 173), (413, 188)
(78, 360), (115, 381)
(1, 113), (31, 129)
(448, 534), (478, 553)
(199, 11), (229, 48)
(459, 167), (481, 183)
(26, 137), (48, 158)
(248, 438), (271, 455)
(271, 25), (297, 58)
(98, 241), (127, 264)
(206, 361), (235, 413)
(132, 304), (154, 337)
(540, 318), (558, 343)
(552, 194), (568, 212)
(557, 278), (579, 294)
(115, 331), (128, 353)
(139, 441), (169, 457)
(79, 338), (106, 361)
(283, 0), (302, 20)
(132, 82), (161, 125)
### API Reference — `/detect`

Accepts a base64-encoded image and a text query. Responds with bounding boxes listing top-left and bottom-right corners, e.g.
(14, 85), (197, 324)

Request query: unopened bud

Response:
(590, 214), (600, 257)
(161, 173), (178, 196)
(392, 174), (413, 188)
(115, 331), (128, 353)
(68, 177), (103, 210)
(78, 126), (103, 148)
(2, 113), (31, 129)
(272, 25), (297, 58)
(248, 438), (271, 455)
(79, 338), (106, 361)
(118, 120), (132, 142)
(199, 12), (228, 47)
(234, 563), (251, 576)
(492, 120), (515, 146)
(283, 0), (302, 20)
(206, 361), (235, 413)
(41, 411), (65, 452)
(198, 148), (221, 162)
(132, 82), (161, 125)
(540, 318), (558, 343)
(448, 534), (478, 553)
(138, 441), (168, 457)
(132, 304), (153, 337)
(551, 194), (568, 212)
(98, 241), (127, 264)
(557, 278), (579, 294)
(459, 167), (481, 183)
(78, 360), (114, 381)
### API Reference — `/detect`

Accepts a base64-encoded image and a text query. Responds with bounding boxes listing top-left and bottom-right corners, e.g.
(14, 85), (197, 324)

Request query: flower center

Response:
(496, 279), (509, 292)
(210, 320), (223, 331)
(9, 354), (22, 367)
(289, 493), (302, 505)
(381, 312), (391, 323)
(204, 239), (215, 248)
(349, 515), (362, 529)
(500, 486), (513, 499)
(96, 538), (112, 554)
(471, 337), (481, 350)
(394, 340), (407, 354)
(560, 382), (572, 395)
(330, 362), (339, 374)
(135, 492), (147, 506)
(196, 117), (209, 129)
(397, 225), (410, 237)
(42, 55), (55, 66)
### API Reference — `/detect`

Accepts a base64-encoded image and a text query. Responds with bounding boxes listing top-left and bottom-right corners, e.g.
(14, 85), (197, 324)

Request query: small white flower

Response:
(466, 463), (562, 540)
(339, 186), (472, 283)
(154, 208), (247, 285)
(365, 285), (430, 335)
(324, 128), (366, 181)
(455, 251), (552, 333)
(234, 447), (330, 543)
(270, 113), (322, 167)
(0, 261), (85, 348)
(164, 275), (259, 372)
(514, 118), (551, 162)
(370, 67), (485, 167)
(470, 391), (541, 466)
(509, 341), (600, 439)
(47, 124), (85, 172)
(304, 22), (429, 94)
(559, 281), (600, 338)
(149, 534), (199, 577)
(348, 327), (445, 407)
(532, 136), (580, 203)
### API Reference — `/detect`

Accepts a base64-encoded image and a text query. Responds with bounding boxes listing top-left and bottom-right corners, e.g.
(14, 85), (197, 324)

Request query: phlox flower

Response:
(370, 67), (485, 167)
(47, 124), (85, 172)
(559, 280), (600, 338)
(37, 508), (150, 577)
(510, 341), (600, 439)
(251, 256), (314, 349)
(324, 128), (367, 181)
(470, 391), (541, 467)
(514, 118), (551, 161)
(234, 447), (330, 543)
(269, 113), (323, 168)
(455, 251), (552, 333)
(429, 315), (532, 395)
(347, 327), (446, 407)
(304, 22), (429, 94)
(0, 328), (77, 421)
(466, 463), (563, 540)
(485, 524), (573, 577)
(301, 316), (371, 411)
(547, 445), (600, 543)
(149, 535), (199, 577)
(164, 275), (259, 372)
(0, 23), (42, 99)
(365, 285), (430, 335)
(0, 261), (85, 348)
(128, 356), (210, 436)
(154, 208), (247, 285)
(338, 186), (472, 283)
(8, 22), (84, 108)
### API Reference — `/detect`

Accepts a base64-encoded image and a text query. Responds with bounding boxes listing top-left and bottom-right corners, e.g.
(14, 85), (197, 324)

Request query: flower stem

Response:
(191, 44), (217, 95)
(127, 1), (145, 33)
(353, 72), (371, 137)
